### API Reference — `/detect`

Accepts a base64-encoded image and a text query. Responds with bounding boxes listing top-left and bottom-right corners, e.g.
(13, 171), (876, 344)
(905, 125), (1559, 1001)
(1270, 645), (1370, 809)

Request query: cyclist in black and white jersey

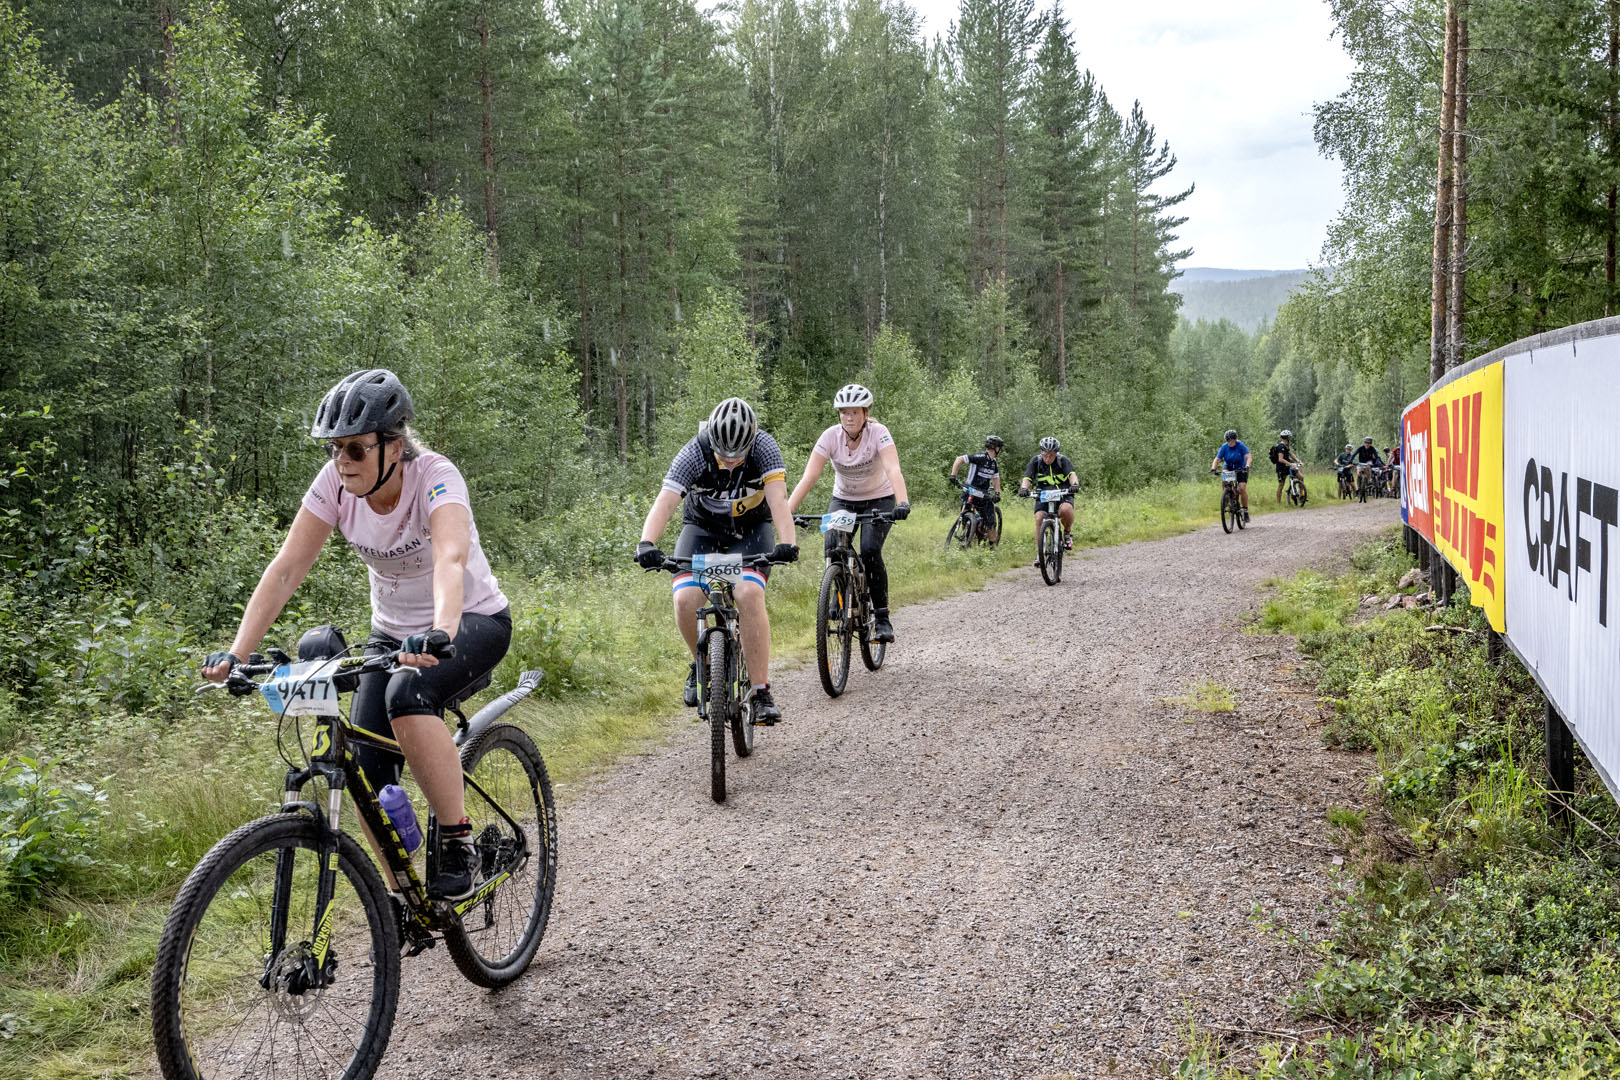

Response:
(949, 435), (1004, 543)
(1019, 437), (1079, 556)
(634, 398), (799, 722)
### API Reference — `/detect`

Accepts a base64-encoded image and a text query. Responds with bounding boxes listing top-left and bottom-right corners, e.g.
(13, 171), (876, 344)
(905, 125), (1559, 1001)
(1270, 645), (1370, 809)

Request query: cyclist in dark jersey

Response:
(1269, 430), (1307, 504)
(634, 398), (799, 722)
(1352, 437), (1384, 498)
(1019, 437), (1079, 556)
(949, 435), (1005, 543)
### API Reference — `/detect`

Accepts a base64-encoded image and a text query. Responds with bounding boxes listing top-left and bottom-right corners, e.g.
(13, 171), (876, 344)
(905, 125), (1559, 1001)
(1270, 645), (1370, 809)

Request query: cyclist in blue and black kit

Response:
(634, 398), (799, 723)
(1209, 429), (1252, 523)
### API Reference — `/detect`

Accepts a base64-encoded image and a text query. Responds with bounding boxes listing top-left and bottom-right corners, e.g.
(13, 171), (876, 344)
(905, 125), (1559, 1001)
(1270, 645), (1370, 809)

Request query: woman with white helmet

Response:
(786, 383), (911, 643)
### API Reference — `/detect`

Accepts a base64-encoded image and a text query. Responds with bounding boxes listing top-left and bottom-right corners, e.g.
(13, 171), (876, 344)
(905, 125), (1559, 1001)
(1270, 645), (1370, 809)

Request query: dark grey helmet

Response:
(311, 369), (414, 439)
(984, 434), (1005, 450)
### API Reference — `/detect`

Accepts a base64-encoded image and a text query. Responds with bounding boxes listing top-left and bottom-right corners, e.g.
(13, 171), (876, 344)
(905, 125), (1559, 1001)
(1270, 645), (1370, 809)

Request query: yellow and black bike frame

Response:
(693, 580), (748, 723)
(267, 706), (531, 982)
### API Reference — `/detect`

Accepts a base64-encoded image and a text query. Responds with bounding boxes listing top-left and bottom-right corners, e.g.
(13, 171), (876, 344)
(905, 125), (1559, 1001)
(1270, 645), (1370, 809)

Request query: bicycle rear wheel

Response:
(444, 723), (557, 989)
(1221, 490), (1236, 533)
(815, 562), (852, 698)
(151, 813), (399, 1080)
(707, 630), (730, 803)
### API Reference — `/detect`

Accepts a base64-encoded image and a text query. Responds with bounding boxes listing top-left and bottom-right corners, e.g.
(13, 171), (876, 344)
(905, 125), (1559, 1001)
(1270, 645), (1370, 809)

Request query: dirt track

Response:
(390, 501), (1399, 1079)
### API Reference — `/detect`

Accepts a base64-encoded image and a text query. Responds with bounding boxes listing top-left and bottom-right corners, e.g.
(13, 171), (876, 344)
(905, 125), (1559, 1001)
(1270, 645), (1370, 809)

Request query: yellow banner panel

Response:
(1431, 362), (1507, 631)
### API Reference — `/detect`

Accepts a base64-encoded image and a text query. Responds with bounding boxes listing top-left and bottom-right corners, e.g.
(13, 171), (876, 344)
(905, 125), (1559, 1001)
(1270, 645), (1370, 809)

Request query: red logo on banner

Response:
(1404, 401), (1434, 543)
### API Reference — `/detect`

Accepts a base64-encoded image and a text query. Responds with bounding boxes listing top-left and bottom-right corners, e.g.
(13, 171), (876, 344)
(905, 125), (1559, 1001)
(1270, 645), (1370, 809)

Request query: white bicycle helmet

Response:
(833, 383), (874, 410)
(1279, 429), (1293, 439)
(1039, 436), (1061, 453)
(703, 397), (758, 458)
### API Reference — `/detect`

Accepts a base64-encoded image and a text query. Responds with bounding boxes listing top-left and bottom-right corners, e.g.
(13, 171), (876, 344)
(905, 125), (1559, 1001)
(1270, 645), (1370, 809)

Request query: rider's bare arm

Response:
(786, 449), (830, 514)
(639, 488), (683, 545)
(208, 508), (333, 680)
(764, 479), (797, 547)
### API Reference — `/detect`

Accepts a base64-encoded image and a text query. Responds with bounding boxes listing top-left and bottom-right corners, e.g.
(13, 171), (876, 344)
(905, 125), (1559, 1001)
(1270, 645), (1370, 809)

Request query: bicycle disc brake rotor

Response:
(266, 943), (328, 1022)
(477, 823), (521, 878)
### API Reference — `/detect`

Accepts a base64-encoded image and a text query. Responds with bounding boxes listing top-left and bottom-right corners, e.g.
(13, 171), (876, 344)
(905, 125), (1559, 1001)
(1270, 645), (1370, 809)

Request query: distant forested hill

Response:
(1171, 269), (1309, 331)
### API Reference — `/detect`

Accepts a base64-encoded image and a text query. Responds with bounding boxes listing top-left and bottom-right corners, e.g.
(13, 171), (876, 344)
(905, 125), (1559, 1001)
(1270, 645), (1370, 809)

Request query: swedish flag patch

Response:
(428, 483), (448, 502)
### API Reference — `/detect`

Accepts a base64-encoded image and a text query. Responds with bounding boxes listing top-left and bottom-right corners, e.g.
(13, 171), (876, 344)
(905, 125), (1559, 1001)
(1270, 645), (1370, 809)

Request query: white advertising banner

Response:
(1504, 336), (1620, 794)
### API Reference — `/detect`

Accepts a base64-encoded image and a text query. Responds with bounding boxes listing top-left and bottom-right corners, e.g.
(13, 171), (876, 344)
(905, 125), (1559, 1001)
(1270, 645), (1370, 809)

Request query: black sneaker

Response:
(428, 830), (477, 902)
(871, 609), (896, 643)
(753, 685), (782, 725)
(683, 661), (698, 707)
(1063, 534), (1074, 551)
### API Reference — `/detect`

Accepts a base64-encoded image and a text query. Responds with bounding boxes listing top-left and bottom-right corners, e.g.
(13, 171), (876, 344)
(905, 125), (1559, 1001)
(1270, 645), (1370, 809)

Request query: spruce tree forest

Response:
(4, 0), (1620, 1073)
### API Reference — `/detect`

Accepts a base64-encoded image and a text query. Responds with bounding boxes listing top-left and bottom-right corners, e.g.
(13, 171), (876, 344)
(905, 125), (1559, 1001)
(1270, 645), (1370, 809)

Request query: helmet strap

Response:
(363, 439), (398, 498)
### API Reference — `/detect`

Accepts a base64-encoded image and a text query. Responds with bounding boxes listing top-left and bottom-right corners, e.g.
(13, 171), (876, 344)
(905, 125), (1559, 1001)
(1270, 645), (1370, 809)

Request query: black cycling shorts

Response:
(1275, 463), (1295, 482)
(671, 519), (775, 594)
(350, 607), (513, 787)
(1031, 490), (1074, 514)
(1224, 468), (1249, 484)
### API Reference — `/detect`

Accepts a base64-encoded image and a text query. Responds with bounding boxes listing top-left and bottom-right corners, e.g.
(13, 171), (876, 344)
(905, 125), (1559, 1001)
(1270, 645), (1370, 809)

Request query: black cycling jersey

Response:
(1335, 453), (1356, 469)
(961, 452), (1000, 495)
(1270, 442), (1300, 466)
(661, 430), (788, 536)
(1024, 453), (1075, 489)
(1354, 445), (1383, 466)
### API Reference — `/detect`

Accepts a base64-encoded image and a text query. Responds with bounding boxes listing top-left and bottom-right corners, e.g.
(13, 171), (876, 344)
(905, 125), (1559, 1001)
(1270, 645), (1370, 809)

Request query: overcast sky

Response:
(909, 0), (1354, 271)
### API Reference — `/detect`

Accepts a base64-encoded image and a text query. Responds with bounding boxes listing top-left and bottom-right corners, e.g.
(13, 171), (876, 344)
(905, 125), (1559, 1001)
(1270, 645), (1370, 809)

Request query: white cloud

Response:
(910, 0), (1354, 269)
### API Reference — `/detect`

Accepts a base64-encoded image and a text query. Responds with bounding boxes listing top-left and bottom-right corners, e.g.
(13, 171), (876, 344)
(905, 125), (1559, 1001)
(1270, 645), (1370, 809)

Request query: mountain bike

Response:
(794, 509), (897, 698)
(1214, 468), (1248, 534)
(1336, 467), (1354, 500)
(1021, 487), (1075, 586)
(152, 636), (555, 1080)
(1356, 462), (1373, 503)
(945, 478), (1000, 549)
(1285, 463), (1308, 507)
(649, 551), (789, 802)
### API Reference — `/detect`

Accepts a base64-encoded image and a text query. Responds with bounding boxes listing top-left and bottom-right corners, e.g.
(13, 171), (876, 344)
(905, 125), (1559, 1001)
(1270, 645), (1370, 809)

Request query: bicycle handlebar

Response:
(198, 640), (452, 696)
(790, 511), (898, 527)
(646, 552), (784, 574)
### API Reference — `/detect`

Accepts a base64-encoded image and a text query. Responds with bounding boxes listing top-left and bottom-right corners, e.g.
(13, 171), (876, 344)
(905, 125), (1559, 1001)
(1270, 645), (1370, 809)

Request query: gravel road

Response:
(390, 502), (1400, 1080)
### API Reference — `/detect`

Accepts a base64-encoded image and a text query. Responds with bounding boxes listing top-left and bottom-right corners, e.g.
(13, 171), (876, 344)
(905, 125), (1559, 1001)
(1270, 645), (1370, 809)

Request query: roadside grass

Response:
(1165, 679), (1238, 715)
(1182, 529), (1620, 1078)
(4, 477), (1348, 1080)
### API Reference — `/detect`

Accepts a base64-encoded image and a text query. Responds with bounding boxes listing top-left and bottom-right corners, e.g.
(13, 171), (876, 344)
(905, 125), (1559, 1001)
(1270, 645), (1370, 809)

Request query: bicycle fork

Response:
(263, 731), (347, 994)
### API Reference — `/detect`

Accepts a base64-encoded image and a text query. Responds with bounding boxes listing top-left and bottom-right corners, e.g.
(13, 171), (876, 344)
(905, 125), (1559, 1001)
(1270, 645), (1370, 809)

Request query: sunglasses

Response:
(324, 437), (387, 463)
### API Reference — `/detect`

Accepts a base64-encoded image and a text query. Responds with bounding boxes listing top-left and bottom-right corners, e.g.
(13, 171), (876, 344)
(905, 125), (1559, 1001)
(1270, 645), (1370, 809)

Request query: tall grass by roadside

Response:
(1181, 530), (1620, 1079)
(2, 476), (1346, 1080)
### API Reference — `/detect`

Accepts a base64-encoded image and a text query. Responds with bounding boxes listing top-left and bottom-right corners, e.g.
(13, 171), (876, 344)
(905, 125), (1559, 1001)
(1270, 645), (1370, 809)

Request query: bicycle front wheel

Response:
(815, 562), (853, 698)
(444, 722), (558, 989)
(707, 629), (730, 802)
(151, 813), (399, 1080)
(1220, 491), (1236, 533)
(1038, 519), (1060, 586)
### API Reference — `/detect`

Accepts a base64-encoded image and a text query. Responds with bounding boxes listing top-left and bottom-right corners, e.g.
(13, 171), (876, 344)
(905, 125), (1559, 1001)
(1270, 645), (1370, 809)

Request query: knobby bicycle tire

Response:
(1221, 490), (1236, 533)
(152, 813), (399, 1080)
(944, 514), (964, 551)
(859, 627), (886, 671)
(815, 562), (853, 698)
(1038, 519), (1060, 586)
(707, 629), (730, 803)
(443, 723), (557, 989)
(731, 636), (755, 758)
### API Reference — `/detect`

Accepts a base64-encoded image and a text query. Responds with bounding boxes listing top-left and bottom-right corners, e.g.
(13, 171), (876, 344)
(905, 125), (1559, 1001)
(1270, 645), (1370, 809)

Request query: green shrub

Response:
(0, 756), (108, 900)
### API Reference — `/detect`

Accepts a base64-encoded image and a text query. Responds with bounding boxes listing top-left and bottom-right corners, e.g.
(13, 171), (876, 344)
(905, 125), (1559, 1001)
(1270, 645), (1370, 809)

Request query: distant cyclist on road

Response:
(787, 383), (911, 644)
(635, 398), (799, 723)
(1268, 429), (1307, 504)
(1334, 444), (1356, 498)
(1209, 429), (1252, 523)
(948, 435), (1005, 544)
(1019, 437), (1079, 558)
(1352, 437), (1384, 497)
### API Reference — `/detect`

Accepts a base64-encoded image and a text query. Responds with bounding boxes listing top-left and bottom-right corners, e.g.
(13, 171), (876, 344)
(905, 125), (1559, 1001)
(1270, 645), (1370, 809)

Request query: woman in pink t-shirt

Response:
(786, 383), (911, 643)
(200, 369), (510, 903)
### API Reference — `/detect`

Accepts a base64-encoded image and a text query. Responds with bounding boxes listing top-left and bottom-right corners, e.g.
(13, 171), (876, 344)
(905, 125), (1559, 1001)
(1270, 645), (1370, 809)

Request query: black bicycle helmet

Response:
(704, 397), (758, 458)
(1224, 429), (1238, 440)
(1039, 436), (1061, 453)
(311, 369), (414, 440)
(985, 434), (1005, 450)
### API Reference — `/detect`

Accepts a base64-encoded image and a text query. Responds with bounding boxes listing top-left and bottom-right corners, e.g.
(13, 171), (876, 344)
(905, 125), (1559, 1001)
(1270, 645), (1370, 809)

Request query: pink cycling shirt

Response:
(813, 420), (897, 501)
(302, 451), (509, 640)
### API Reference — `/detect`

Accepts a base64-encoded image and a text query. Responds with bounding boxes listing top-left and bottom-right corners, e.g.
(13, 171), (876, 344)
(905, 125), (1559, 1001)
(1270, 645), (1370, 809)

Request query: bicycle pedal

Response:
(402, 935), (438, 958)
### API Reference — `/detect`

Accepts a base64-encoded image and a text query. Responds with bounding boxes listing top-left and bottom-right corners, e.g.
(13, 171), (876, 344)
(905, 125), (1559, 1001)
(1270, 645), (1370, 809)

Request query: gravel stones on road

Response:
(391, 503), (1399, 1079)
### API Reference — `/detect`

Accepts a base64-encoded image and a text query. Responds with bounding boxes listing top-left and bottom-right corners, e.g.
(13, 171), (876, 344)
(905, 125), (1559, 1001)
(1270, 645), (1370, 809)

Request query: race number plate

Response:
(1222, 470), (1237, 483)
(259, 660), (340, 716)
(690, 552), (746, 585)
(964, 486), (987, 499)
(820, 510), (858, 534)
(1040, 489), (1066, 503)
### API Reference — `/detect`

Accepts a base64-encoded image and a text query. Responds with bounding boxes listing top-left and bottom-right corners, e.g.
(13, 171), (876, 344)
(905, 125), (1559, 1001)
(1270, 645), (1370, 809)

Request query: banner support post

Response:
(1545, 701), (1575, 830)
